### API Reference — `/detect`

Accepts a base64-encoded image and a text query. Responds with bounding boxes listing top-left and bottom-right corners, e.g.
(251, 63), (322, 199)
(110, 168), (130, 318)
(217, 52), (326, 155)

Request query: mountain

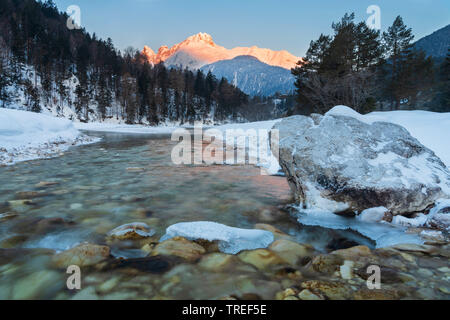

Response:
(201, 56), (295, 97)
(142, 33), (302, 70)
(414, 24), (450, 58)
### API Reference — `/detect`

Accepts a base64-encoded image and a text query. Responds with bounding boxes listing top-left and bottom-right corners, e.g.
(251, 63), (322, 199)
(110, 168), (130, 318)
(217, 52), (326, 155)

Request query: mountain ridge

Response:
(414, 24), (449, 58)
(201, 55), (296, 97)
(142, 32), (302, 70)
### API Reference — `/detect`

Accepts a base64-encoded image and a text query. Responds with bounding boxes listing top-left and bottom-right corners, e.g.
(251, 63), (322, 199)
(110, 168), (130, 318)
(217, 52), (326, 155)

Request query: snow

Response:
(357, 207), (389, 223)
(160, 221), (275, 254)
(326, 105), (450, 168)
(392, 214), (428, 228)
(425, 198), (450, 231)
(74, 121), (180, 135)
(208, 119), (283, 175)
(0, 108), (98, 165)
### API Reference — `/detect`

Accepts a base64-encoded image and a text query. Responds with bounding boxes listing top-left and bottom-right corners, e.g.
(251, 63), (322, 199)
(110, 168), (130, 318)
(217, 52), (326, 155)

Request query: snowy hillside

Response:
(201, 56), (296, 97)
(0, 108), (98, 165)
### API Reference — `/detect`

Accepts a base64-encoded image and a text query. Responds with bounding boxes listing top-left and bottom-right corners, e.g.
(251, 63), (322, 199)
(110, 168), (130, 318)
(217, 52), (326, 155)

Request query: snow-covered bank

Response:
(0, 108), (98, 165)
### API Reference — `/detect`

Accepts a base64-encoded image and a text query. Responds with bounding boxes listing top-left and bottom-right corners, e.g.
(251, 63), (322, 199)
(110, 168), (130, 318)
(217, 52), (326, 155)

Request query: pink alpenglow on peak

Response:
(142, 33), (302, 70)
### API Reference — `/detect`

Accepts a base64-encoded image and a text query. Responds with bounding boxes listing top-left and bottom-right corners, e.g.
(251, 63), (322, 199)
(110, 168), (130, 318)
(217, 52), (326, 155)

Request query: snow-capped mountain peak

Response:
(142, 33), (302, 70)
(184, 32), (216, 46)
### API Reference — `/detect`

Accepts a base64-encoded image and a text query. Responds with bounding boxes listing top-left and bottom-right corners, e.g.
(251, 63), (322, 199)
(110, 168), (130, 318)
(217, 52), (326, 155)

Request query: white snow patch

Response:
(357, 207), (389, 223)
(208, 119), (283, 175)
(0, 108), (99, 165)
(160, 221), (275, 254)
(392, 214), (428, 228)
(326, 105), (450, 168)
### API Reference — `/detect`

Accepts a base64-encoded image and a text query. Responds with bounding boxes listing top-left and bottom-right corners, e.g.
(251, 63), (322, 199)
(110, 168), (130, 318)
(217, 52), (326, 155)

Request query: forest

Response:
(0, 0), (259, 124)
(291, 13), (449, 115)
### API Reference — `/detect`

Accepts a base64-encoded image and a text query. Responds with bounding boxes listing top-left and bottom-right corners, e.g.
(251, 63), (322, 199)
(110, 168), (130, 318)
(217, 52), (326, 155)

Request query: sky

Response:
(53, 0), (450, 57)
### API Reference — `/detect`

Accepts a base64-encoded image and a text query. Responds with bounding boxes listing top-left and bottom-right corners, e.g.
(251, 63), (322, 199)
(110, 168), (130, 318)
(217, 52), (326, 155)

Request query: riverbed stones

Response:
(254, 223), (285, 235)
(268, 239), (314, 266)
(272, 110), (450, 215)
(331, 245), (372, 258)
(52, 243), (110, 268)
(35, 181), (60, 188)
(198, 253), (237, 272)
(309, 254), (344, 274)
(0, 212), (18, 222)
(391, 243), (438, 255)
(151, 237), (205, 262)
(107, 256), (176, 274)
(353, 288), (400, 300)
(238, 249), (286, 270)
(298, 289), (324, 300)
(126, 167), (145, 172)
(107, 222), (155, 240)
(7, 199), (35, 209)
(300, 280), (352, 300)
(12, 270), (63, 300)
(15, 191), (48, 199)
(71, 286), (99, 300)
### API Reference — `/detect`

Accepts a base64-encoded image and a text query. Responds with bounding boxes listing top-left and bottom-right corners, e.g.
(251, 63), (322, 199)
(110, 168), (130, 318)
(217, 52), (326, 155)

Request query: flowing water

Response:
(0, 132), (446, 300)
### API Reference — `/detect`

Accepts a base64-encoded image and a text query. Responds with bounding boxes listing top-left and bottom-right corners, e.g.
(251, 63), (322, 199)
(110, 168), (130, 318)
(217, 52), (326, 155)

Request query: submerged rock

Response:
(272, 107), (450, 216)
(198, 253), (238, 272)
(35, 181), (60, 188)
(152, 237), (206, 262)
(300, 280), (352, 300)
(52, 243), (110, 268)
(298, 289), (324, 300)
(12, 270), (63, 300)
(107, 222), (155, 240)
(238, 249), (286, 270)
(107, 255), (176, 274)
(268, 239), (314, 266)
(160, 221), (274, 255)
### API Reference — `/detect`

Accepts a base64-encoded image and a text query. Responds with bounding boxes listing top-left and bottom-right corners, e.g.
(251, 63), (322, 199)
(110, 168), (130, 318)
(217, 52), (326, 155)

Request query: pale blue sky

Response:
(53, 0), (450, 56)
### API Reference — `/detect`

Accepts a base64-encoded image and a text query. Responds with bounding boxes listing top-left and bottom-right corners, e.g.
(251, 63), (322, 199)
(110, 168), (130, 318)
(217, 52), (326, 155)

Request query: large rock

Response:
(272, 107), (450, 215)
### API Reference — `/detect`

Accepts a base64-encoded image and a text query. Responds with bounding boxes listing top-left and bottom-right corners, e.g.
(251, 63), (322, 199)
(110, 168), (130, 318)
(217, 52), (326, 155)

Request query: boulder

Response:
(271, 107), (450, 215)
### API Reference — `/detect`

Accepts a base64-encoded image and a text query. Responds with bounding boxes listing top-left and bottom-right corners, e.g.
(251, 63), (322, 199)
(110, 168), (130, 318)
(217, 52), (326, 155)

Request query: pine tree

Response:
(292, 13), (383, 114)
(382, 16), (415, 109)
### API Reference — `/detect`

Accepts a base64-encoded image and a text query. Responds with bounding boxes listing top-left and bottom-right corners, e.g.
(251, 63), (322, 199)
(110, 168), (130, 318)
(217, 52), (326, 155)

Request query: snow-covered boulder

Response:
(272, 106), (450, 216)
(160, 221), (274, 255)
